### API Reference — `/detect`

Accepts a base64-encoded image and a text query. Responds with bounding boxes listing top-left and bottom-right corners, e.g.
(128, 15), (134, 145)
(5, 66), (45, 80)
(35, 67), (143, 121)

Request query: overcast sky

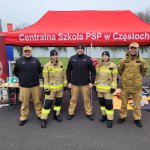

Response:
(0, 0), (150, 28)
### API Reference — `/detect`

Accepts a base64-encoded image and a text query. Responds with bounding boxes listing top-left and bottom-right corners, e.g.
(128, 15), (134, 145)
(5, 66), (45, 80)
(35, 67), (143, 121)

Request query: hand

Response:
(92, 86), (96, 91)
(44, 89), (50, 95)
(68, 83), (72, 89)
(110, 88), (116, 93)
(88, 83), (93, 88)
(63, 87), (67, 91)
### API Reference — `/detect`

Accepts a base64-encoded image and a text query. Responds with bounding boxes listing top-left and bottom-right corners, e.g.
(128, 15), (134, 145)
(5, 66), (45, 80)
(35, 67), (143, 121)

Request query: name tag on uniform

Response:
(72, 59), (77, 61)
(83, 59), (87, 61)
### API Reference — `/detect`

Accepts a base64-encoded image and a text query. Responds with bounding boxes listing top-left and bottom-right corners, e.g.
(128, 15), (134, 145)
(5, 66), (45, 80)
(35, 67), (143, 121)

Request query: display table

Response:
(0, 83), (19, 88)
(0, 83), (43, 110)
(0, 83), (19, 110)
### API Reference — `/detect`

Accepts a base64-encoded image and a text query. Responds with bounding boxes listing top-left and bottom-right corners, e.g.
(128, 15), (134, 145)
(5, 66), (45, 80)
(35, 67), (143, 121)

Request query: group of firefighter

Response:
(13, 42), (148, 128)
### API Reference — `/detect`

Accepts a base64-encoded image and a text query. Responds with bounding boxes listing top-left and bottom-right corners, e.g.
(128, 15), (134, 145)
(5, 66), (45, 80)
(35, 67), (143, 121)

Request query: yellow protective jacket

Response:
(95, 61), (118, 92)
(118, 52), (148, 93)
(43, 59), (67, 92)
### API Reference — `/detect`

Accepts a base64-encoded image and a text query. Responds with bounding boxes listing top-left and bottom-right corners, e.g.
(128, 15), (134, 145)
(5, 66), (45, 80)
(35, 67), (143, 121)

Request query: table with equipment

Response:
(0, 83), (19, 110)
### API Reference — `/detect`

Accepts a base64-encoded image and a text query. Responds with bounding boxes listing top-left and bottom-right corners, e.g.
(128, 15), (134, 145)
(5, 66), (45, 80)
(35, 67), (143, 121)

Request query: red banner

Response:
(0, 35), (8, 82)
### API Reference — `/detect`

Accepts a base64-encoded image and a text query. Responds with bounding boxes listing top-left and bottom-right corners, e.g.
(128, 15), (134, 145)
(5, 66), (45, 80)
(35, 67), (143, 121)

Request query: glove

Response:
(67, 88), (71, 94)
(110, 88), (116, 93)
(92, 86), (96, 91)
(44, 89), (50, 95)
(63, 87), (67, 91)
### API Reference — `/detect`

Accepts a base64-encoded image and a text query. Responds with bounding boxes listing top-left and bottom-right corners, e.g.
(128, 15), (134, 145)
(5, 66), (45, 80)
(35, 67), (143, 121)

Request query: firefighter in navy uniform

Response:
(66, 44), (96, 120)
(13, 46), (42, 126)
(117, 42), (148, 128)
(95, 51), (118, 128)
(40, 49), (67, 128)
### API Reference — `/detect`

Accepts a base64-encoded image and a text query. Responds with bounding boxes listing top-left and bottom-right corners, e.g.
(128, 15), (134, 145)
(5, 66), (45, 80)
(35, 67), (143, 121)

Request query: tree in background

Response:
(136, 8), (150, 23)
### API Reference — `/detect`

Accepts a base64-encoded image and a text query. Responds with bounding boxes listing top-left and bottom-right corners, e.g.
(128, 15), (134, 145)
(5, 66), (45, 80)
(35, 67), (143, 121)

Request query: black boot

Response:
(54, 115), (63, 122)
(117, 118), (125, 124)
(67, 114), (74, 120)
(41, 119), (47, 128)
(86, 114), (94, 121)
(107, 120), (113, 128)
(134, 120), (142, 128)
(19, 120), (27, 126)
(99, 115), (107, 122)
(53, 110), (63, 122)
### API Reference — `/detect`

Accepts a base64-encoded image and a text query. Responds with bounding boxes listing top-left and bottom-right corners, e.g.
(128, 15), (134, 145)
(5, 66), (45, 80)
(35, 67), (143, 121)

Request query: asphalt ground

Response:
(0, 87), (150, 150)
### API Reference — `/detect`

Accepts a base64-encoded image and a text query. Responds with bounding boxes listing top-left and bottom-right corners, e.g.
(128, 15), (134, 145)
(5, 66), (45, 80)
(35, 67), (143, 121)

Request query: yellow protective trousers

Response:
(41, 90), (63, 120)
(119, 91), (142, 120)
(98, 92), (114, 120)
(19, 86), (42, 121)
(68, 85), (92, 115)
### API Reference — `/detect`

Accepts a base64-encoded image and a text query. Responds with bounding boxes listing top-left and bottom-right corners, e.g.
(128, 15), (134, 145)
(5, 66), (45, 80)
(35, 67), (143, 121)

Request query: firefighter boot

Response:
(86, 114), (94, 121)
(117, 118), (125, 124)
(99, 115), (107, 122)
(134, 120), (142, 128)
(67, 114), (74, 120)
(107, 120), (113, 128)
(19, 120), (27, 126)
(41, 119), (47, 128)
(53, 110), (63, 122)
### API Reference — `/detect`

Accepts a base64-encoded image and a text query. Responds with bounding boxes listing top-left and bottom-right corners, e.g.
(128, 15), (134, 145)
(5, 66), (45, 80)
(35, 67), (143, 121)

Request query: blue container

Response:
(6, 46), (14, 61)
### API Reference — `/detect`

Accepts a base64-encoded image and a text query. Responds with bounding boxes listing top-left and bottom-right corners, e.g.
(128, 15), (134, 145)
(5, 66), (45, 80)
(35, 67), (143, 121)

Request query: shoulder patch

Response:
(125, 60), (130, 63)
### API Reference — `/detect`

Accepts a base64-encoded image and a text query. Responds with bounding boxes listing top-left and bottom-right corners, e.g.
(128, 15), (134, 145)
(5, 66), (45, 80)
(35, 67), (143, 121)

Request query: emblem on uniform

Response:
(136, 60), (141, 63)
(109, 67), (113, 70)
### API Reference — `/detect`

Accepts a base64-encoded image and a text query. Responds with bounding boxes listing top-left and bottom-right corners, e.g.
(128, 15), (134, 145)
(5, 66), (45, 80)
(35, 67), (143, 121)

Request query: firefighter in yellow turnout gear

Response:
(41, 49), (67, 128)
(117, 42), (148, 128)
(95, 51), (118, 128)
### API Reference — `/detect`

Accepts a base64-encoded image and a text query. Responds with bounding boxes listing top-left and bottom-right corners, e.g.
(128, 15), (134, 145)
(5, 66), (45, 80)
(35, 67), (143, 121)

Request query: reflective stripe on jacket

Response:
(43, 60), (67, 91)
(95, 61), (118, 92)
